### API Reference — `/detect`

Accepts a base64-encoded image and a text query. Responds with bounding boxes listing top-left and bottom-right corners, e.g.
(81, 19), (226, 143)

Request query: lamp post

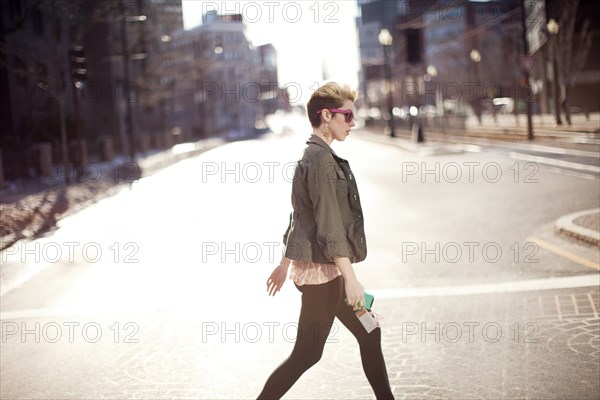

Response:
(546, 18), (562, 126)
(119, 0), (147, 161)
(378, 28), (395, 138)
(426, 65), (440, 113)
(469, 49), (482, 125)
(426, 65), (442, 133)
(68, 23), (87, 182)
(519, 0), (534, 140)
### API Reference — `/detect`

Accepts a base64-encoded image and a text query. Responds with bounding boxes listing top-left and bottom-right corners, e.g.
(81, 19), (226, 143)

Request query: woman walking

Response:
(257, 82), (394, 400)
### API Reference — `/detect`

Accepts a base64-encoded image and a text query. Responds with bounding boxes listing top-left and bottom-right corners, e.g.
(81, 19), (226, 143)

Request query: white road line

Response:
(445, 135), (600, 158)
(452, 143), (598, 179)
(371, 274), (599, 299)
(534, 165), (598, 180)
(3, 275), (598, 320)
(508, 152), (600, 173)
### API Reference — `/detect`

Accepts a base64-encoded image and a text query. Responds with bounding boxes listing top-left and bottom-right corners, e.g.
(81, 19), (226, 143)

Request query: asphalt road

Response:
(1, 130), (599, 399)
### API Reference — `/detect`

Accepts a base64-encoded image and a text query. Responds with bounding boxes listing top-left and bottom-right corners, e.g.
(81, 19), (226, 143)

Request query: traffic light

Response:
(69, 45), (87, 86)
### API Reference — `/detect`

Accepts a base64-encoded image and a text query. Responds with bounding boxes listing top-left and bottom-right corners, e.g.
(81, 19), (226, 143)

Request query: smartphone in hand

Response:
(364, 292), (374, 310)
(345, 292), (375, 310)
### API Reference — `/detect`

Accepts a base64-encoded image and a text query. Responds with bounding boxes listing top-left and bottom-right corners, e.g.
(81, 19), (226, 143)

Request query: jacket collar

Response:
(306, 134), (343, 160)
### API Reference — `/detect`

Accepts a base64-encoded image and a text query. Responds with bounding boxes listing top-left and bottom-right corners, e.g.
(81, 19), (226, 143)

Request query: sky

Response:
(181, 0), (361, 105)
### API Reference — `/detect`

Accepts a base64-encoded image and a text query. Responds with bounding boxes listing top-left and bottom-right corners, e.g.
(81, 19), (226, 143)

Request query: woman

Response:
(257, 82), (394, 400)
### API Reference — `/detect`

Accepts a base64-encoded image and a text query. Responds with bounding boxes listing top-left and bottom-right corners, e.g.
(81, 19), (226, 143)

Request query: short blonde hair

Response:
(306, 82), (357, 128)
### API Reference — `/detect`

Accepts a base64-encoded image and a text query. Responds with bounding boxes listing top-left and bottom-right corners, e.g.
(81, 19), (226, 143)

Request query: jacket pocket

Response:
(335, 166), (349, 207)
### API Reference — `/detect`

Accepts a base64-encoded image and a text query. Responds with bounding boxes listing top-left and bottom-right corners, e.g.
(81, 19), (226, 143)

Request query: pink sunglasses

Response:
(317, 108), (355, 123)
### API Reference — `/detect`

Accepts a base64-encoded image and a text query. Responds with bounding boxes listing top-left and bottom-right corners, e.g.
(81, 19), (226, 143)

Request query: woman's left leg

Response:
(256, 277), (343, 399)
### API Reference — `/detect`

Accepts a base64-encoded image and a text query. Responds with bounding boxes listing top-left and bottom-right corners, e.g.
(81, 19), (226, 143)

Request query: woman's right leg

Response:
(335, 288), (395, 400)
(256, 277), (342, 400)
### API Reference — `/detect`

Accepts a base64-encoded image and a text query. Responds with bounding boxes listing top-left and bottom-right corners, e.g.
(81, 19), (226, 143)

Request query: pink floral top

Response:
(290, 259), (342, 286)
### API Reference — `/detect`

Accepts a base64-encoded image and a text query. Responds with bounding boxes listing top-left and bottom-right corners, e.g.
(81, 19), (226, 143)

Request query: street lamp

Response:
(469, 49), (482, 125)
(469, 48), (481, 63)
(546, 18), (562, 125)
(425, 65), (443, 132)
(378, 28), (395, 137)
(426, 65), (440, 112)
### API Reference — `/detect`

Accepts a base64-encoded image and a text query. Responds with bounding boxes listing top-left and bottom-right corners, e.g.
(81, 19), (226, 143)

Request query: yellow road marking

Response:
(527, 236), (600, 270)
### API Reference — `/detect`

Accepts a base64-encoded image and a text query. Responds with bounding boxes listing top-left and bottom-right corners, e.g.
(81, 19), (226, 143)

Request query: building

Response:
(410, 0), (521, 117)
(356, 0), (404, 112)
(1, 1), (291, 186)
(255, 43), (285, 121)
(356, 0), (599, 127)
(545, 0), (600, 115)
(0, 0), (185, 182)
(160, 13), (260, 141)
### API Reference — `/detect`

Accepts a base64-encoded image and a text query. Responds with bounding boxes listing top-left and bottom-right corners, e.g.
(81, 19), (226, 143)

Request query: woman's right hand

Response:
(266, 264), (288, 296)
(344, 278), (366, 311)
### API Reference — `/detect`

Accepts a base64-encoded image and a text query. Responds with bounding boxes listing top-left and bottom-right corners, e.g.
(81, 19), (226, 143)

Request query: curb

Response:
(138, 138), (225, 176)
(0, 138), (229, 297)
(0, 138), (227, 251)
(556, 208), (600, 246)
(352, 128), (464, 156)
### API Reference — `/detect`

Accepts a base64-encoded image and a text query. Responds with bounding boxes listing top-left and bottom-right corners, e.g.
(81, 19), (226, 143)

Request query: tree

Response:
(554, 0), (593, 125)
(0, 0), (124, 182)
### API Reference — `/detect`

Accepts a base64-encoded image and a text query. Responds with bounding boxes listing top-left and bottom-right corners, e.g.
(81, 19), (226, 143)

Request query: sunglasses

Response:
(317, 108), (355, 123)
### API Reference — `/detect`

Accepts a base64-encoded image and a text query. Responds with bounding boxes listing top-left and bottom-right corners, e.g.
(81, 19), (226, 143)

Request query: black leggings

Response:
(257, 276), (394, 400)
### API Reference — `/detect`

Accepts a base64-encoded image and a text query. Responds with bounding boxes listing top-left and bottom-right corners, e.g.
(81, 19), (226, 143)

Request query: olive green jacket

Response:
(282, 134), (367, 263)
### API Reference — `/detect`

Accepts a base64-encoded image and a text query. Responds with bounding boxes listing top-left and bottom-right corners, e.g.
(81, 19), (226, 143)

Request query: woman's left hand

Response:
(266, 264), (288, 296)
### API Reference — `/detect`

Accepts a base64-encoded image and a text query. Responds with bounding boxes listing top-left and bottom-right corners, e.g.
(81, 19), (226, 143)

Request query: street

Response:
(1, 129), (599, 399)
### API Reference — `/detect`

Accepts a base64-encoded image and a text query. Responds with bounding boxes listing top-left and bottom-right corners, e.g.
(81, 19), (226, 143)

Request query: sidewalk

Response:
(464, 112), (600, 135)
(360, 115), (599, 149)
(0, 137), (225, 251)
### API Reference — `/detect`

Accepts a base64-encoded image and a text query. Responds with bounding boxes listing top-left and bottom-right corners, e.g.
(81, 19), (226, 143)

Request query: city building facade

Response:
(356, 0), (599, 128)
(1, 1), (284, 185)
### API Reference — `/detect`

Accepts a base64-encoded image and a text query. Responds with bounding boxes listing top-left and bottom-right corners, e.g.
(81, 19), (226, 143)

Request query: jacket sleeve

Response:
(282, 211), (292, 245)
(306, 153), (352, 261)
